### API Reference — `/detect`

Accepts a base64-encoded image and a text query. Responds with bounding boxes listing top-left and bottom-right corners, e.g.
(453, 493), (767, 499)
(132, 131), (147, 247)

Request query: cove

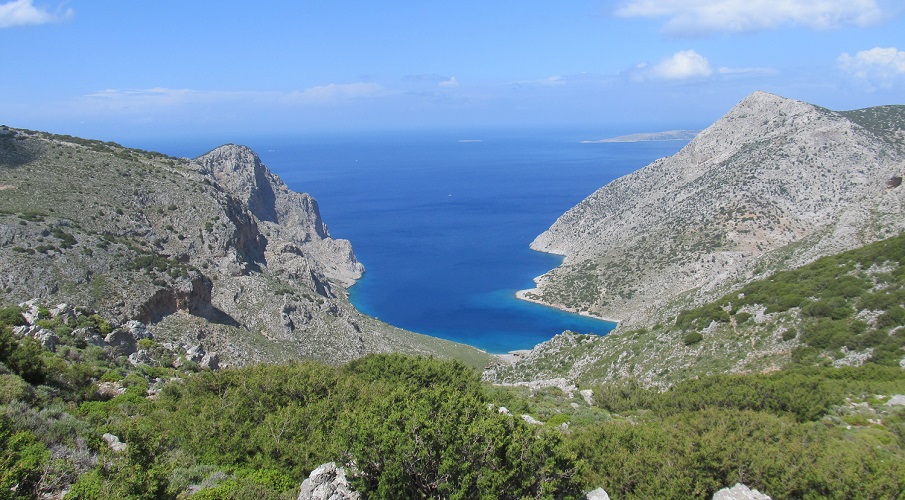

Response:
(179, 128), (687, 353)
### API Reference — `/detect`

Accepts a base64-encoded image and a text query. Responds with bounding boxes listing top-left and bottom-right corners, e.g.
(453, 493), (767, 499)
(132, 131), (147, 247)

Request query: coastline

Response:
(514, 288), (621, 324)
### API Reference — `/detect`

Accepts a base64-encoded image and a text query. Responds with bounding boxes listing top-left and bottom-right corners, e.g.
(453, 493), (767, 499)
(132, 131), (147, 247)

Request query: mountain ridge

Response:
(0, 127), (489, 367)
(520, 91), (905, 327)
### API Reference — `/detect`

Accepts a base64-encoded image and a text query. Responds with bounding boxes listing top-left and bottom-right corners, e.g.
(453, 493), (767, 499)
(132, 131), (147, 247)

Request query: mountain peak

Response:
(524, 94), (905, 325)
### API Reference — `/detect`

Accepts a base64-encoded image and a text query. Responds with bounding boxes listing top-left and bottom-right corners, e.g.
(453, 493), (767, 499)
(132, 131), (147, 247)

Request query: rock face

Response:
(298, 462), (360, 500)
(194, 145), (363, 288)
(523, 92), (905, 326)
(0, 128), (486, 366)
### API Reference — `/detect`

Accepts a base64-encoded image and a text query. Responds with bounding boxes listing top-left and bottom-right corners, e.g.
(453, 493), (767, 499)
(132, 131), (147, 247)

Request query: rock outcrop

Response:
(713, 483), (772, 500)
(523, 92), (905, 326)
(298, 462), (360, 500)
(0, 129), (487, 366)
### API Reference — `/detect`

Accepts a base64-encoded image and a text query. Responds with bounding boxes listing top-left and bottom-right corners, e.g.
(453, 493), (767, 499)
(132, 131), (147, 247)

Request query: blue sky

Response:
(1, 0), (903, 143)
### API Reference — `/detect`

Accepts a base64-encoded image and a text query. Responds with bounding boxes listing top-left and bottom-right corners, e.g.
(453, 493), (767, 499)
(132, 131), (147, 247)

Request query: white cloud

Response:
(635, 50), (713, 80)
(439, 76), (459, 87)
(0, 0), (72, 28)
(616, 0), (885, 35)
(837, 46), (905, 89)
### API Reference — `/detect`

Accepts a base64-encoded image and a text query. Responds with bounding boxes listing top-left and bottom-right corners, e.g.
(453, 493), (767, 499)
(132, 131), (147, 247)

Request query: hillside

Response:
(521, 91), (905, 327)
(0, 127), (488, 367)
(488, 231), (905, 388)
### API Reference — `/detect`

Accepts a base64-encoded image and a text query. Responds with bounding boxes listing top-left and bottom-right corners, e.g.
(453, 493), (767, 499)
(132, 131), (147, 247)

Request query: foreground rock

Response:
(298, 462), (360, 500)
(713, 483), (772, 500)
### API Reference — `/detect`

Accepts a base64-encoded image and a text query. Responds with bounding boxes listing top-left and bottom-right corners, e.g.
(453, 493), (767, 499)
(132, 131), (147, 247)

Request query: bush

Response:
(0, 307), (25, 327)
(683, 332), (703, 346)
(734, 312), (753, 324)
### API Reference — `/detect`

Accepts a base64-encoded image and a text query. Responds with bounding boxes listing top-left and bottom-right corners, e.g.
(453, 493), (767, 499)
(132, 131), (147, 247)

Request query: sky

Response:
(1, 0), (903, 143)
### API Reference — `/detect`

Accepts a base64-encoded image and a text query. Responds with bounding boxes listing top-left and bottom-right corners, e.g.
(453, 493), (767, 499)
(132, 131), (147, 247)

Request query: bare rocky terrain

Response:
(0, 128), (488, 367)
(523, 91), (905, 326)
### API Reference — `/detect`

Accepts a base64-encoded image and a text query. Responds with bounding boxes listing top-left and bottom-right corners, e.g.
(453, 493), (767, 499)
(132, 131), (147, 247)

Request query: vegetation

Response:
(578, 365), (905, 498)
(0, 304), (583, 498)
(3, 301), (905, 498)
(674, 232), (905, 366)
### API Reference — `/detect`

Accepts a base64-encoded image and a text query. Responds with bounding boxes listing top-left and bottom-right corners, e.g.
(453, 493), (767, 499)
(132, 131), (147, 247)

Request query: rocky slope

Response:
(0, 127), (488, 366)
(522, 91), (905, 326)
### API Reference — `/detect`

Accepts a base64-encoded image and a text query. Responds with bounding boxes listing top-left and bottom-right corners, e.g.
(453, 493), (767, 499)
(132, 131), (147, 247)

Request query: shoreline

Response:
(514, 288), (621, 324)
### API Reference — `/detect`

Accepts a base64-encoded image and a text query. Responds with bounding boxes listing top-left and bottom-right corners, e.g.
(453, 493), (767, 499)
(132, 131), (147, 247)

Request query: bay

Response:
(151, 128), (688, 353)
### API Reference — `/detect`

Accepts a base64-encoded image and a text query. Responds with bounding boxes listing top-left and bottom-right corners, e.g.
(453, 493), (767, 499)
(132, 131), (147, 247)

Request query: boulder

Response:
(128, 349), (153, 366)
(18, 299), (41, 325)
(96, 381), (126, 399)
(73, 327), (106, 348)
(33, 328), (58, 351)
(586, 487), (610, 500)
(713, 483), (771, 500)
(887, 394), (905, 406)
(298, 462), (360, 500)
(49, 303), (75, 324)
(102, 433), (128, 453)
(104, 329), (137, 355)
(521, 414), (542, 425)
(123, 320), (152, 340)
(200, 352), (220, 370)
(186, 345), (206, 363)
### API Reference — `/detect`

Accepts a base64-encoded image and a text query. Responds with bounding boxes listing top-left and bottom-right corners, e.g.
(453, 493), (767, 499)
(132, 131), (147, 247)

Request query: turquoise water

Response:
(153, 129), (687, 353)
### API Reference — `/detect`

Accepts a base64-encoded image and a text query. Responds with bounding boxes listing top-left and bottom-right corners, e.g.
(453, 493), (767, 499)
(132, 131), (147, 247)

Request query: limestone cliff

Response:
(522, 92), (905, 325)
(0, 127), (487, 366)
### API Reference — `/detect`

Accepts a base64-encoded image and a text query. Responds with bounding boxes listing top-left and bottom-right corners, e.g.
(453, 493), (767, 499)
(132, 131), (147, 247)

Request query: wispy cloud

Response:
(616, 0), (886, 35)
(86, 83), (385, 108)
(512, 75), (581, 87)
(632, 50), (713, 81)
(717, 66), (778, 76)
(837, 46), (905, 90)
(284, 82), (384, 104)
(0, 0), (72, 28)
(439, 77), (459, 87)
(404, 74), (451, 83)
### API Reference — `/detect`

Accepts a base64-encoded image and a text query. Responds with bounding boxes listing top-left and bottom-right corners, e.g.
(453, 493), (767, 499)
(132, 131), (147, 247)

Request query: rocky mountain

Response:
(0, 127), (488, 367)
(521, 91), (905, 326)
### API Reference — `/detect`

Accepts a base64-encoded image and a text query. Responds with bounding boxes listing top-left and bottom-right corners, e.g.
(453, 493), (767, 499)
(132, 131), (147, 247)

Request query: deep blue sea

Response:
(150, 129), (687, 353)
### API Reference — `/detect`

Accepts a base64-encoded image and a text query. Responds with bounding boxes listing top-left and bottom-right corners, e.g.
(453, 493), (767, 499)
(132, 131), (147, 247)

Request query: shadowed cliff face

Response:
(194, 144), (360, 286)
(0, 131), (487, 367)
(524, 91), (905, 325)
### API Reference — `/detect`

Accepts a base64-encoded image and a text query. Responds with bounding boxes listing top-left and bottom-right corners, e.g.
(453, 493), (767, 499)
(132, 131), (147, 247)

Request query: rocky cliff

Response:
(0, 128), (487, 366)
(522, 92), (905, 325)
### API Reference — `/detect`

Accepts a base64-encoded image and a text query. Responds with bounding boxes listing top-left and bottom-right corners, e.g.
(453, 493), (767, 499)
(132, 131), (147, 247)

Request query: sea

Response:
(149, 128), (688, 354)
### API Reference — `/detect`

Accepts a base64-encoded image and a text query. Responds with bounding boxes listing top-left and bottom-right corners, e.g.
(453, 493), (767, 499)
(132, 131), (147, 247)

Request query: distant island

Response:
(581, 129), (700, 143)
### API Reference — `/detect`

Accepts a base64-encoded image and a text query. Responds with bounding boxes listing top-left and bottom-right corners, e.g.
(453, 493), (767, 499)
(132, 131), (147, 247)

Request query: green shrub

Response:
(0, 307), (25, 327)
(734, 312), (753, 324)
(683, 332), (703, 346)
(876, 305), (905, 328)
(0, 419), (49, 497)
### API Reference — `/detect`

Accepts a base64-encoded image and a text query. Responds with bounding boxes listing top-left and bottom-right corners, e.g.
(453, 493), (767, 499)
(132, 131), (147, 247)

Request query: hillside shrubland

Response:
(2, 301), (905, 498)
(488, 231), (905, 389)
